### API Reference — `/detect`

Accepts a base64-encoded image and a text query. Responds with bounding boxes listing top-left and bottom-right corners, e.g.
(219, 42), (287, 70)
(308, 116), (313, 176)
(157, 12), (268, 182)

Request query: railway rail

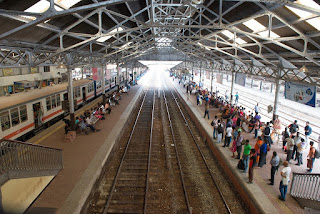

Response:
(83, 84), (247, 213)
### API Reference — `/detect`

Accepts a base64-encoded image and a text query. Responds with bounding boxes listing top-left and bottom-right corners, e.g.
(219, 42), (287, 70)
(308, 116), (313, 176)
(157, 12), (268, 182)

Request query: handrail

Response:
(290, 172), (320, 201)
(0, 139), (63, 186)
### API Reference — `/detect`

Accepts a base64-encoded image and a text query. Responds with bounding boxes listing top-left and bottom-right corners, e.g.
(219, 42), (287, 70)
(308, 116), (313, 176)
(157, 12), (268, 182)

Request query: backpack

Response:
(237, 159), (245, 170)
(315, 149), (320, 159)
(264, 127), (270, 135)
(218, 124), (223, 133)
(289, 124), (297, 133)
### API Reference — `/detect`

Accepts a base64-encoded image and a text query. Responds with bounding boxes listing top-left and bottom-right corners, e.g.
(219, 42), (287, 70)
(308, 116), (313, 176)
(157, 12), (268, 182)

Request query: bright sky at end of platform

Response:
(139, 61), (182, 69)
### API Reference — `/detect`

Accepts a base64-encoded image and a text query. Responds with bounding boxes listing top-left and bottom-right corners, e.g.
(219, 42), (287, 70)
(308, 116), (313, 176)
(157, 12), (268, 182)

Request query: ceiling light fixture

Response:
(299, 65), (308, 73)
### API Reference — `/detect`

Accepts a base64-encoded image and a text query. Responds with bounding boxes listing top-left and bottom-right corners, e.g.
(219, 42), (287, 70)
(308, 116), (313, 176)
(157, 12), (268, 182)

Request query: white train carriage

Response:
(0, 79), (93, 141)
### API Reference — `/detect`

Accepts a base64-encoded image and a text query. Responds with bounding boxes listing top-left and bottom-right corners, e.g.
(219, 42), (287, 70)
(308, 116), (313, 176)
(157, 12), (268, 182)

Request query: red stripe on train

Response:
(3, 123), (34, 139)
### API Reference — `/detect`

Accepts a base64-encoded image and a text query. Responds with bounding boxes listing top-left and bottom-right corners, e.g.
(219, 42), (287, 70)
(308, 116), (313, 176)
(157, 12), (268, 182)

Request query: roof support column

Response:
(230, 69), (235, 104)
(116, 62), (120, 91)
(210, 70), (213, 93)
(273, 68), (281, 121)
(67, 65), (75, 131)
(199, 62), (202, 87)
(125, 64), (128, 84)
(102, 63), (106, 104)
(192, 62), (194, 81)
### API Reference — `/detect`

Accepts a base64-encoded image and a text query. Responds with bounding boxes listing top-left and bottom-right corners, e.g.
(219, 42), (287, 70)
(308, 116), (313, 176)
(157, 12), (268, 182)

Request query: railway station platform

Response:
(171, 76), (319, 214)
(22, 84), (143, 214)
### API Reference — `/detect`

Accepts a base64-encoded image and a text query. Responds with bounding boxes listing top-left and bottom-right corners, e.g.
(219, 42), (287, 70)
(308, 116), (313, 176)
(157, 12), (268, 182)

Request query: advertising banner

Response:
(235, 73), (246, 86)
(31, 67), (38, 73)
(3, 68), (13, 76)
(285, 81), (316, 107)
(106, 64), (113, 80)
(216, 74), (223, 84)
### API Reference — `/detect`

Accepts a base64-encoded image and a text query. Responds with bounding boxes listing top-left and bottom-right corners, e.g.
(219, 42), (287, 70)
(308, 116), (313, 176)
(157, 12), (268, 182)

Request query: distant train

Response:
(0, 74), (122, 141)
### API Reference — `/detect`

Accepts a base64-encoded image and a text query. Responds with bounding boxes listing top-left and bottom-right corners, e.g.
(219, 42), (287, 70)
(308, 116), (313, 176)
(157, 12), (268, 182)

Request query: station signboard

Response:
(235, 73), (246, 86)
(3, 68), (13, 76)
(285, 81), (316, 107)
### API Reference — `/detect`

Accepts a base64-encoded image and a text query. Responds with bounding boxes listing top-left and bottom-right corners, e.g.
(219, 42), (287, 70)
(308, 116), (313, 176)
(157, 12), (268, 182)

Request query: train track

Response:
(84, 85), (247, 214)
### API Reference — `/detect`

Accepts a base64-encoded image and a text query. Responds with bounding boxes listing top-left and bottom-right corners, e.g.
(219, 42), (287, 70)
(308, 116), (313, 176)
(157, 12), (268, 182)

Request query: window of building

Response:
(51, 95), (56, 108)
(44, 66), (50, 72)
(46, 97), (51, 110)
(0, 111), (10, 131)
(56, 94), (61, 106)
(20, 105), (28, 122)
(10, 108), (20, 126)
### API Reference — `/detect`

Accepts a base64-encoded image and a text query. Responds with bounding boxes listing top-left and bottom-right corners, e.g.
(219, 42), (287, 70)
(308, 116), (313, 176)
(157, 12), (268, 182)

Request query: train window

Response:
(0, 111), (10, 131)
(10, 108), (20, 126)
(56, 94), (61, 106)
(51, 95), (56, 108)
(20, 105), (28, 122)
(46, 97), (51, 111)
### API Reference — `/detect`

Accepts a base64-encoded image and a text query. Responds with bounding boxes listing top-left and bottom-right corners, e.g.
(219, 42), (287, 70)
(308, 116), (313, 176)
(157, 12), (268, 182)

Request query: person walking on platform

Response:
(288, 120), (299, 135)
(235, 92), (239, 105)
(223, 124), (232, 147)
(279, 161), (291, 201)
(248, 148), (257, 184)
(203, 101), (210, 119)
(263, 122), (273, 147)
(236, 131), (243, 159)
(254, 103), (260, 114)
(307, 141), (316, 172)
(282, 127), (290, 151)
(286, 135), (295, 162)
(304, 122), (312, 144)
(269, 151), (280, 185)
(242, 140), (252, 173)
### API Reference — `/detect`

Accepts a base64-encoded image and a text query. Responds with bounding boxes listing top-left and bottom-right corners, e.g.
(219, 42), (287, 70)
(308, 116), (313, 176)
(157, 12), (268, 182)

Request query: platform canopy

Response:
(0, 0), (320, 85)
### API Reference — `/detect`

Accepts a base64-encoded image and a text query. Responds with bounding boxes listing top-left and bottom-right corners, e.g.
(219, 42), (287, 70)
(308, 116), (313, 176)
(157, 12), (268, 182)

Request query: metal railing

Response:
(0, 139), (63, 186)
(290, 172), (320, 201)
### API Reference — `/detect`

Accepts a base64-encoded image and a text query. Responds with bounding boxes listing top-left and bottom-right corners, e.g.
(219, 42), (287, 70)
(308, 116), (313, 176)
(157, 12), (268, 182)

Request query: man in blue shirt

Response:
(304, 121), (312, 143)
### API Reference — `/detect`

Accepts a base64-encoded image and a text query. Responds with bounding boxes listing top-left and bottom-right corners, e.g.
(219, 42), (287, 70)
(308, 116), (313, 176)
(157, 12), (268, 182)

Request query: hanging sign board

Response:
(206, 71), (210, 80)
(216, 74), (223, 84)
(31, 67), (38, 73)
(285, 81), (316, 107)
(106, 64), (112, 80)
(235, 73), (246, 86)
(3, 68), (13, 76)
(92, 68), (98, 80)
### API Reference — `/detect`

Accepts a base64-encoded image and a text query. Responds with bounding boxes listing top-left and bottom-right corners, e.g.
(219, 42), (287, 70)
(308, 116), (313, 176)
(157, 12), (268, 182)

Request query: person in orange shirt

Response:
(254, 136), (263, 164)
(307, 141), (316, 172)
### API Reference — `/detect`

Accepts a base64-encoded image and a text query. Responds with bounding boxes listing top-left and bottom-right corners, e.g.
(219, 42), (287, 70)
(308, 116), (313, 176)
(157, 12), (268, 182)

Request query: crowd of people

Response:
(63, 85), (129, 136)
(182, 81), (319, 202)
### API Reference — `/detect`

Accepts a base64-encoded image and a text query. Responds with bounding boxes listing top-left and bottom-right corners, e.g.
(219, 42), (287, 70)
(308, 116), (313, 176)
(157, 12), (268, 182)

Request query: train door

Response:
(93, 81), (97, 97)
(63, 93), (68, 101)
(114, 77), (117, 87)
(33, 102), (42, 128)
(82, 87), (86, 102)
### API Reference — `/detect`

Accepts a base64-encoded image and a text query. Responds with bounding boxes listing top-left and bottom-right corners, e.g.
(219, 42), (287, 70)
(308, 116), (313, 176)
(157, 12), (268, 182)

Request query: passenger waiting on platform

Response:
(258, 140), (268, 167)
(307, 141), (316, 172)
(242, 140), (252, 173)
(263, 122), (273, 147)
(217, 120), (224, 143)
(105, 101), (111, 114)
(285, 135), (295, 162)
(253, 119), (261, 138)
(203, 101), (210, 119)
(83, 117), (99, 132)
(279, 161), (291, 201)
(254, 136), (263, 164)
(248, 148), (257, 184)
(288, 120), (299, 135)
(236, 131), (243, 159)
(296, 139), (306, 166)
(293, 132), (301, 161)
(254, 103), (260, 114)
(269, 151), (280, 185)
(211, 116), (218, 139)
(234, 92), (239, 105)
(223, 124), (232, 147)
(63, 119), (71, 134)
(304, 122), (312, 143)
(282, 127), (290, 151)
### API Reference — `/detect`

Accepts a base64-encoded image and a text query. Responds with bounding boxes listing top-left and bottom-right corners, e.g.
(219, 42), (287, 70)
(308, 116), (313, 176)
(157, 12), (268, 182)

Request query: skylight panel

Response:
(258, 30), (280, 38)
(221, 30), (247, 44)
(56, 0), (82, 9)
(286, 0), (320, 31)
(243, 19), (266, 32)
(97, 27), (124, 43)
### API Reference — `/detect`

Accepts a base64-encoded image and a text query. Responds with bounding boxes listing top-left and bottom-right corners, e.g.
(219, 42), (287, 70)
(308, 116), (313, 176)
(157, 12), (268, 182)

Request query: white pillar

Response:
(210, 70), (213, 93)
(230, 71), (235, 103)
(67, 66), (75, 130)
(116, 62), (120, 90)
(273, 77), (280, 121)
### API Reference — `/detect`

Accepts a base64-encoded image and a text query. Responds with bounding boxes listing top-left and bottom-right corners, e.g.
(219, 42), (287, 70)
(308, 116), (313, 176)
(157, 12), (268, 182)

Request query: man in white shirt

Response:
(279, 161), (291, 201)
(254, 103), (260, 114)
(223, 124), (233, 147)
